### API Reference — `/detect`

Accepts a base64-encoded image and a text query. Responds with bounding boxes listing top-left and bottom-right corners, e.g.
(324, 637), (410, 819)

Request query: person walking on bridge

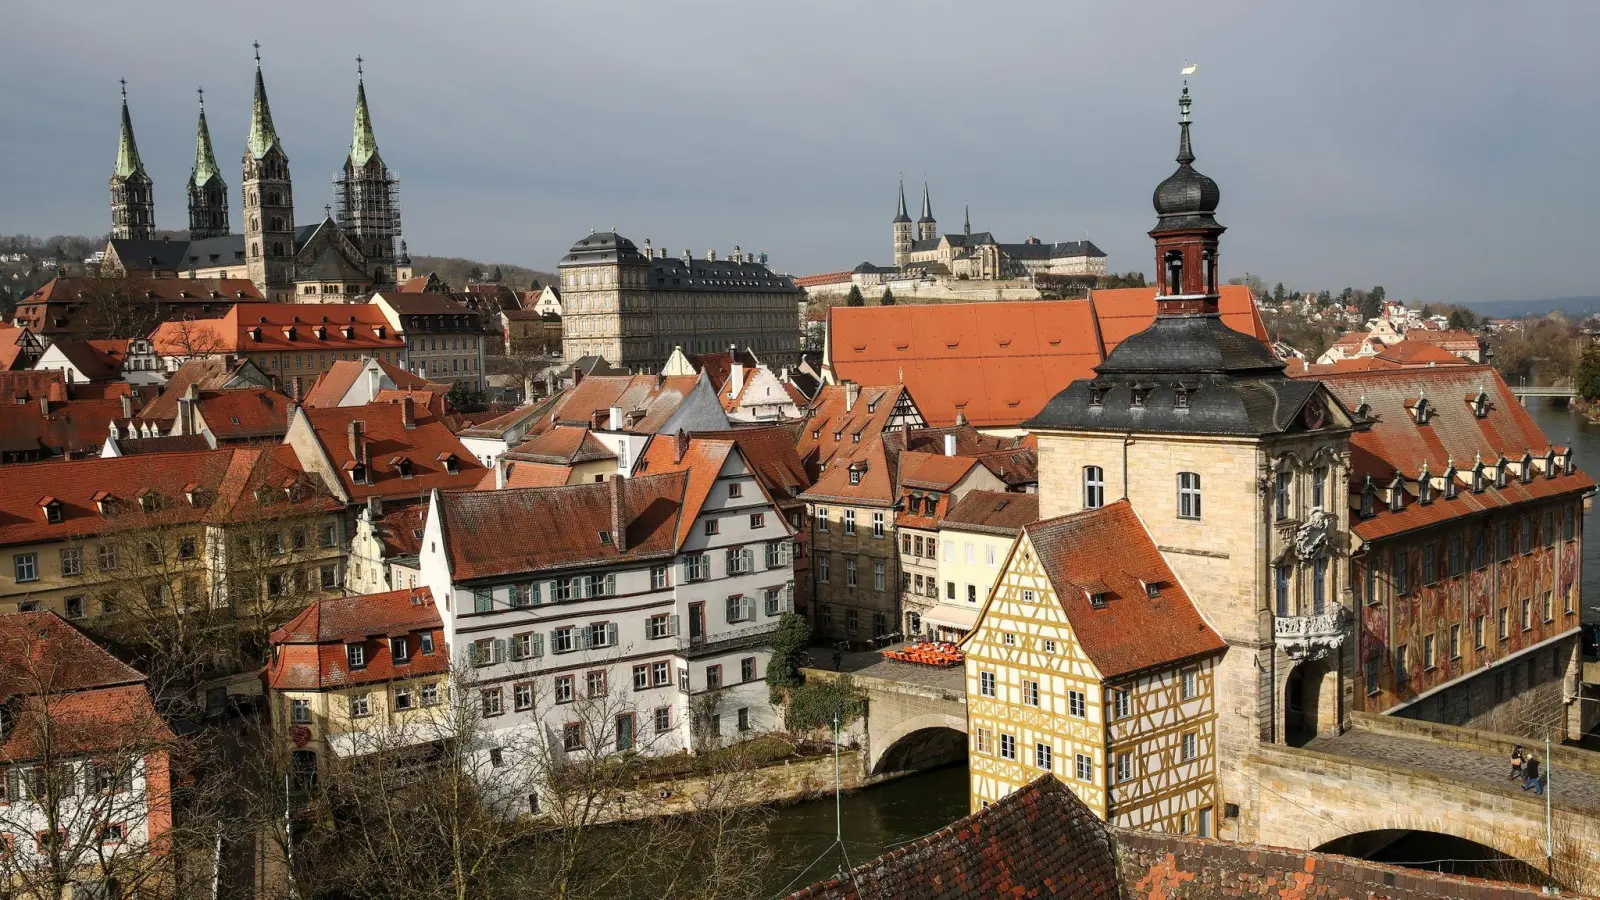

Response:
(1509, 745), (1526, 781)
(1519, 754), (1544, 795)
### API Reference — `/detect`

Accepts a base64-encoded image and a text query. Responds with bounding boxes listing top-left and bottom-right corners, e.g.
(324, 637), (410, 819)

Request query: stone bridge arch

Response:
(868, 711), (967, 775)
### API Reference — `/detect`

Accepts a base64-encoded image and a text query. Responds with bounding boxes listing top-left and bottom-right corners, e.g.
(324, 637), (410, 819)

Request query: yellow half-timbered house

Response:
(962, 500), (1227, 835)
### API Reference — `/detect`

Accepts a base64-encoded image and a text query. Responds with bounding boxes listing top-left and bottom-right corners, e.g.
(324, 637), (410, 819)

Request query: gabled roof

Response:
(44, 339), (129, 380)
(195, 388), (294, 440)
(137, 356), (269, 423)
(0, 394), (140, 458)
(371, 504), (426, 557)
(505, 426), (615, 465)
(826, 287), (1264, 427)
(801, 437), (895, 507)
(0, 611), (146, 699)
(1310, 365), (1595, 542)
(687, 349), (758, 393)
(784, 775), (1119, 900)
(699, 426), (811, 505)
(895, 451), (979, 491)
(1014, 501), (1226, 679)
(456, 393), (564, 441)
(632, 435), (741, 546)
(795, 383), (912, 475)
(0, 446), (337, 548)
(297, 403), (485, 503)
(436, 472), (689, 580)
(0, 370), (68, 405)
(266, 588), (447, 691)
(303, 356), (436, 408)
(941, 490), (1040, 536)
(489, 461), (573, 489)
(150, 303), (404, 355)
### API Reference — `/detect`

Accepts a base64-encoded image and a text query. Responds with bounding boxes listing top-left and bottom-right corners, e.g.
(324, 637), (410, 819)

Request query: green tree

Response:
(446, 382), (488, 413)
(1358, 290), (1384, 321)
(1370, 285), (1386, 307)
(1575, 348), (1600, 401)
(1272, 282), (1286, 304)
(880, 287), (895, 306)
(1317, 290), (1332, 307)
(764, 612), (810, 696)
(845, 284), (865, 307)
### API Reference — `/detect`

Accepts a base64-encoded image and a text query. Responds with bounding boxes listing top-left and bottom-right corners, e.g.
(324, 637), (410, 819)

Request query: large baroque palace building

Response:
(557, 232), (802, 372)
(103, 51), (407, 303)
(888, 181), (1107, 280)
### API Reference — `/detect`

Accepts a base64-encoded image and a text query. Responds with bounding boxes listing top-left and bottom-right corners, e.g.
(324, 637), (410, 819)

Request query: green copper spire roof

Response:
(192, 88), (221, 186)
(113, 79), (146, 179)
(349, 59), (379, 168)
(246, 43), (281, 159)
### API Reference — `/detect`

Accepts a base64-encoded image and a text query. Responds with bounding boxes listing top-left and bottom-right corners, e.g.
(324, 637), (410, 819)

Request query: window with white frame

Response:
(1182, 731), (1197, 761)
(1181, 669), (1197, 700)
(514, 682), (533, 711)
(290, 698), (310, 724)
(13, 553), (37, 583)
(652, 661), (670, 686)
(551, 626), (577, 654)
(845, 557), (857, 587)
(726, 595), (754, 624)
(647, 613), (674, 640)
(843, 510), (856, 535)
(349, 693), (371, 718)
(1083, 466), (1105, 509)
(1178, 472), (1202, 519)
(1068, 689), (1086, 717)
(652, 566), (669, 589)
(872, 512), (884, 537)
(588, 622), (618, 649)
(765, 588), (783, 617)
(1115, 752), (1133, 783)
(1113, 689), (1130, 719)
(1075, 753), (1093, 782)
(999, 734), (1016, 760)
(872, 560), (884, 591)
(1023, 680), (1039, 706)
(421, 683), (440, 706)
(979, 671), (996, 697)
(1035, 742), (1053, 771)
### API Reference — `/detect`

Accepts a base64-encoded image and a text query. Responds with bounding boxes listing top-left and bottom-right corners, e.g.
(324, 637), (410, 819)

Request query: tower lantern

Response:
(1150, 82), (1225, 316)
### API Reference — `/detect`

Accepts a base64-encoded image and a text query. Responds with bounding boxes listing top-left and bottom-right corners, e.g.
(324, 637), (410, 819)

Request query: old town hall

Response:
(103, 47), (408, 302)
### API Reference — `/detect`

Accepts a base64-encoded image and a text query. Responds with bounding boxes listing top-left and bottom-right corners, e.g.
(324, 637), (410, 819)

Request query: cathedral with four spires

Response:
(102, 46), (410, 303)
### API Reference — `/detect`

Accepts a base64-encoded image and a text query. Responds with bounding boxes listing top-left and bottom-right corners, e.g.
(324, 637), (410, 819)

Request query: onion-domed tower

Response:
(1150, 82), (1225, 315)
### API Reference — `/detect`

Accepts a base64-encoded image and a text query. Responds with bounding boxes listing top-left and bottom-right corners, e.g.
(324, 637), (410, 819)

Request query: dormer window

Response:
(1388, 476), (1406, 512)
(1494, 459), (1509, 489)
(184, 484), (204, 507)
(40, 498), (62, 524)
(393, 457), (413, 479)
(1418, 474), (1433, 505)
(138, 491), (159, 513)
(439, 453), (461, 475)
(1174, 386), (1191, 410)
(848, 468), (862, 486)
(1471, 464), (1486, 493)
(1411, 395), (1431, 425)
(1129, 386), (1148, 409)
(1520, 453), (1534, 484)
(599, 531), (613, 545)
(283, 326), (297, 342)
(348, 462), (368, 485)
(249, 327), (263, 342)
(1545, 449), (1557, 479)
(1472, 391), (1489, 418)
(1444, 467), (1458, 499)
(1089, 591), (1109, 609)
(1142, 579), (1162, 598)
(1565, 452), (1577, 475)
(1359, 477), (1376, 518)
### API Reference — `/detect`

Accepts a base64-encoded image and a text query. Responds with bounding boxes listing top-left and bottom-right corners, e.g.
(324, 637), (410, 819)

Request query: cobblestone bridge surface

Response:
(1304, 729), (1600, 813)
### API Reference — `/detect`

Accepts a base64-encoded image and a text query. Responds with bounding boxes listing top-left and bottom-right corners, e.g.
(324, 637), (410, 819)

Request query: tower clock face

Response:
(1302, 402), (1326, 431)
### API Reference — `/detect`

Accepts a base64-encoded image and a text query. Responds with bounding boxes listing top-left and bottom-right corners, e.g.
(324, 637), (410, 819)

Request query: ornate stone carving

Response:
(1274, 608), (1347, 661)
(1293, 508), (1335, 561)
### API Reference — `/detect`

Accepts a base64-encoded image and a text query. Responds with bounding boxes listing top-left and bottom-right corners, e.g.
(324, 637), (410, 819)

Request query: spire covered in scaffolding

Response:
(335, 56), (402, 285)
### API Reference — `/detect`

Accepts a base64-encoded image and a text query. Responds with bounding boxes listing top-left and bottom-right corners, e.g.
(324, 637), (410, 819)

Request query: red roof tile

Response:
(150, 303), (404, 355)
(1010, 501), (1227, 679)
(697, 425), (811, 505)
(792, 271), (852, 288)
(941, 490), (1040, 535)
(1309, 365), (1595, 542)
(136, 356), (264, 423)
(298, 403), (485, 503)
(0, 393), (144, 459)
(436, 472), (689, 580)
(303, 357), (437, 408)
(267, 588), (447, 690)
(195, 388), (293, 440)
(795, 384), (913, 477)
(505, 426), (616, 465)
(825, 287), (1263, 427)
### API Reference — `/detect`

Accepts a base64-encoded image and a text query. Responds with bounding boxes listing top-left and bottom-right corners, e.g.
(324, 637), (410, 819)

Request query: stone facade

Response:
(810, 504), (898, 642)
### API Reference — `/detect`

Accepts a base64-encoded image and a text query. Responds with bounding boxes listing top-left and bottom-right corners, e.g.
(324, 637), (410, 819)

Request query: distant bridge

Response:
(813, 659), (1600, 885)
(1509, 385), (1578, 404)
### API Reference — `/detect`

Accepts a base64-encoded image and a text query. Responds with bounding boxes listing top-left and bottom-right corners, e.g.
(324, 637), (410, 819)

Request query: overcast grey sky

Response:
(1, 1), (1594, 303)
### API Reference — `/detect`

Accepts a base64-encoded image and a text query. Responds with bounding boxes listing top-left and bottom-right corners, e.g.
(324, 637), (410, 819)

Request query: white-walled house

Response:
(418, 439), (795, 765)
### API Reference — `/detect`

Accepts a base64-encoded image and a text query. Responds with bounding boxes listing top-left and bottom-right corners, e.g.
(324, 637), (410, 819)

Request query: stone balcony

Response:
(1274, 608), (1349, 662)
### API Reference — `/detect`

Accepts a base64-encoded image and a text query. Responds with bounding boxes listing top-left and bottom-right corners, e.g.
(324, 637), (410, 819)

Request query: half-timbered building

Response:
(962, 501), (1227, 834)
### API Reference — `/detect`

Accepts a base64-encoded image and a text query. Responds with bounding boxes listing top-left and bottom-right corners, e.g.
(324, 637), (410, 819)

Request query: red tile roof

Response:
(826, 286), (1264, 427)
(0, 446), (338, 549)
(696, 425), (811, 505)
(505, 426), (616, 465)
(0, 612), (174, 759)
(792, 271), (852, 288)
(801, 437), (896, 507)
(303, 357), (438, 408)
(298, 403), (485, 504)
(1009, 500), (1227, 679)
(784, 775), (1119, 900)
(195, 388), (294, 440)
(0, 325), (39, 371)
(940, 490), (1040, 536)
(372, 505), (427, 557)
(487, 461), (573, 489)
(45, 339), (130, 380)
(0, 393), (142, 459)
(1309, 365), (1595, 542)
(633, 436), (744, 546)
(436, 472), (689, 580)
(0, 370), (68, 405)
(150, 303), (405, 355)
(136, 356), (263, 423)
(795, 384), (913, 476)
(548, 374), (705, 434)
(266, 588), (447, 690)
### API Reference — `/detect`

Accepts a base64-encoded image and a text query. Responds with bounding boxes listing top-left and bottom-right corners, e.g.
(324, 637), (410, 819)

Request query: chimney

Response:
(675, 428), (690, 464)
(844, 381), (860, 413)
(707, 249), (717, 262)
(119, 392), (132, 419)
(682, 249), (692, 265)
(729, 362), (745, 399)
(943, 433), (957, 457)
(366, 495), (383, 518)
(608, 405), (623, 431)
(39, 394), (50, 416)
(400, 395), (415, 429)
(610, 471), (627, 552)
(955, 411), (968, 427)
(642, 238), (652, 259)
(901, 419), (910, 445)
(495, 460), (507, 490)
(285, 397), (298, 428)
(367, 365), (382, 400)
(177, 382), (199, 434)
(348, 420), (367, 466)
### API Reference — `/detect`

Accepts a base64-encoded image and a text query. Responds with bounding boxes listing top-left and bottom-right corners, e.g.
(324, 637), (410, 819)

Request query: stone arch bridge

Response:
(805, 663), (1600, 884)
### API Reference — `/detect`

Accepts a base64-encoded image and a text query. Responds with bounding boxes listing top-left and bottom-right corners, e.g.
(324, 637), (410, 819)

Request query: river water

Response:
(756, 403), (1596, 894)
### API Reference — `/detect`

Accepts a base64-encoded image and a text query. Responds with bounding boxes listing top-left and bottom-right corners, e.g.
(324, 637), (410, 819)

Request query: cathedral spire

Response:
(114, 79), (145, 179)
(247, 42), (281, 159)
(893, 178), (911, 224)
(919, 181), (933, 222)
(349, 56), (380, 168)
(192, 88), (220, 187)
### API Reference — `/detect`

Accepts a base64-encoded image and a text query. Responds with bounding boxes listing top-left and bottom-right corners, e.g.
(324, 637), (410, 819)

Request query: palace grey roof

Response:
(999, 239), (1106, 260)
(650, 256), (798, 293)
(560, 231), (649, 266)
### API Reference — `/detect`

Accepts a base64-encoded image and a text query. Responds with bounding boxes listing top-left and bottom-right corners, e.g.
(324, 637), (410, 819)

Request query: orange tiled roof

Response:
(488, 461), (574, 489)
(1310, 365), (1595, 542)
(136, 356), (260, 423)
(436, 472), (689, 580)
(548, 374), (705, 434)
(505, 425), (616, 465)
(267, 588), (447, 690)
(795, 384), (912, 477)
(196, 388), (294, 440)
(1013, 500), (1227, 679)
(942, 490), (1040, 535)
(826, 286), (1264, 427)
(634, 435), (741, 546)
(793, 271), (852, 288)
(303, 357), (437, 408)
(298, 403), (485, 503)
(0, 393), (144, 458)
(698, 425), (811, 505)
(0, 446), (337, 549)
(801, 437), (896, 507)
(150, 303), (405, 355)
